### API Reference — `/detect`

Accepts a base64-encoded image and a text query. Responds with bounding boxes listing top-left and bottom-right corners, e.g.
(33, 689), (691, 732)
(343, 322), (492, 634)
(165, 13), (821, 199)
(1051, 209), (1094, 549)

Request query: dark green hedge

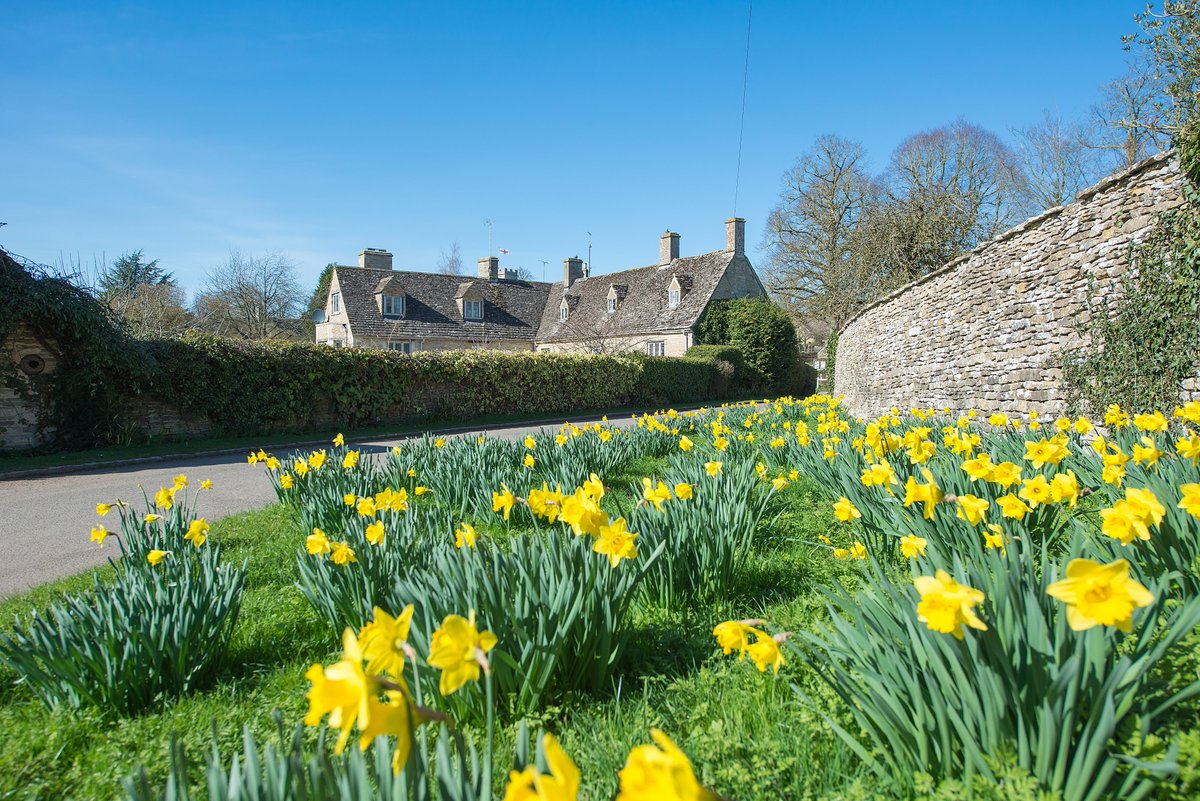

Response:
(632, 355), (720, 406)
(142, 335), (646, 436)
(695, 299), (804, 395)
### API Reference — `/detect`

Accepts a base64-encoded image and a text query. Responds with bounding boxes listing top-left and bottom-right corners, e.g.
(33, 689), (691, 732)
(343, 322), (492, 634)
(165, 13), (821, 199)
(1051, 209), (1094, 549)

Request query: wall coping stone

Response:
(836, 149), (1178, 336)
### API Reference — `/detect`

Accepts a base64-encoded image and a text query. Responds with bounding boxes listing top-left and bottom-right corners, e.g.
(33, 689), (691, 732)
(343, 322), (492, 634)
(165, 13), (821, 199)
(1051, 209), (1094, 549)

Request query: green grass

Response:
(0, 465), (872, 801)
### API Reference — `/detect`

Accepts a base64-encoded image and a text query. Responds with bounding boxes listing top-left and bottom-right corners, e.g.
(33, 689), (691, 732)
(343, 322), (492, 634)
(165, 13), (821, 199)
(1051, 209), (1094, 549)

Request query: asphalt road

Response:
(0, 412), (643, 598)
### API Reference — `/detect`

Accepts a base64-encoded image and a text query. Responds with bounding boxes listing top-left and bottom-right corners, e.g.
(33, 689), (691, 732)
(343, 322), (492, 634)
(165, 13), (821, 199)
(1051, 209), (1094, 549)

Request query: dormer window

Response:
(560, 301), (569, 322)
(667, 276), (686, 309)
(606, 284), (626, 314)
(464, 299), (483, 320)
(381, 294), (405, 318)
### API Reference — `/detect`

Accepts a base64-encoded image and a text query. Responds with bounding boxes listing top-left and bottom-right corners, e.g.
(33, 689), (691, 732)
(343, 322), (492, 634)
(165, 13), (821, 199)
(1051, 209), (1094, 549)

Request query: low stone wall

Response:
(834, 152), (1191, 419)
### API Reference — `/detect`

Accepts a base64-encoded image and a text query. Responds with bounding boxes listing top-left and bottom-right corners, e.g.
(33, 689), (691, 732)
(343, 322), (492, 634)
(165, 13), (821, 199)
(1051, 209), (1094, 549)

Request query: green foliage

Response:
(695, 298), (802, 395)
(1062, 184), (1200, 415)
(631, 455), (779, 608)
(389, 530), (663, 717)
(141, 337), (645, 436)
(0, 551), (245, 715)
(825, 330), (839, 393)
(304, 263), (336, 336)
(0, 483), (246, 714)
(633, 354), (720, 404)
(100, 250), (173, 300)
(123, 720), (511, 801)
(0, 249), (146, 449)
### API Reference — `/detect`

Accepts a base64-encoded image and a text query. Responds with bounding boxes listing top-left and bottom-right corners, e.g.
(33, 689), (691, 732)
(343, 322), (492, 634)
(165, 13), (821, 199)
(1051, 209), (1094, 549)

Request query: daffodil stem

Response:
(483, 670), (495, 801)
(410, 657), (432, 794)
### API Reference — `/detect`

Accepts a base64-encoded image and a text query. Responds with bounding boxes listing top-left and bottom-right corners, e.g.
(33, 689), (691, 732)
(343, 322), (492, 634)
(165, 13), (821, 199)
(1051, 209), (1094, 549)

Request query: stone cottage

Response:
(314, 218), (767, 355)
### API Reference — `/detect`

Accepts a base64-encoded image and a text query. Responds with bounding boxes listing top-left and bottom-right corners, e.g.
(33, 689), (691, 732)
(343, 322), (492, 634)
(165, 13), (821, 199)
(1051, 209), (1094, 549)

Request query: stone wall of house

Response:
(834, 152), (1193, 419)
(536, 330), (693, 357)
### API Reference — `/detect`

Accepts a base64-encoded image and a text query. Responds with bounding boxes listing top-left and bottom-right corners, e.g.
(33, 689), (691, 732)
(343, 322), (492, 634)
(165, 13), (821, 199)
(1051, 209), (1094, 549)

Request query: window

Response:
(464, 299), (483, 320)
(646, 340), (666, 357)
(381, 294), (405, 318)
(388, 341), (414, 354)
(668, 289), (680, 308)
(606, 298), (617, 313)
(332, 339), (344, 348)
(560, 304), (569, 322)
(330, 292), (340, 313)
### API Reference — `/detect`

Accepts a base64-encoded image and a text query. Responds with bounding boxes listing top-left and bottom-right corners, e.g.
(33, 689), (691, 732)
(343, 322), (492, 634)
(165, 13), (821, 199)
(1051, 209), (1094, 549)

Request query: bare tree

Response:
(763, 135), (883, 331)
(881, 120), (1029, 279)
(108, 282), (192, 338)
(1012, 112), (1106, 210)
(437, 242), (464, 275)
(1125, 1), (1200, 134)
(194, 251), (304, 340)
(1089, 60), (1174, 168)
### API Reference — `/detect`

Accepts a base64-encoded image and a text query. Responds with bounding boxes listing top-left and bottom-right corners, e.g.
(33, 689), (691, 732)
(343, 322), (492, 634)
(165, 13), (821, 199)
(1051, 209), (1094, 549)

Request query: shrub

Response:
(695, 298), (802, 395)
(632, 354), (719, 404)
(0, 548), (245, 714)
(0, 479), (246, 714)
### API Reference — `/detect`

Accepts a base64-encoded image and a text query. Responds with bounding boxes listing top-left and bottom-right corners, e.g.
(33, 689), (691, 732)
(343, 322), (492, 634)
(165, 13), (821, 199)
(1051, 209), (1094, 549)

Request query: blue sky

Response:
(2, 1), (1141, 299)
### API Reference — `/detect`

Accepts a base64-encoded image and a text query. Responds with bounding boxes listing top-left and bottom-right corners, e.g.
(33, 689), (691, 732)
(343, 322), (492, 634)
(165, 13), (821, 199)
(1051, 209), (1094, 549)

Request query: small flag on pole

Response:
(498, 248), (510, 255)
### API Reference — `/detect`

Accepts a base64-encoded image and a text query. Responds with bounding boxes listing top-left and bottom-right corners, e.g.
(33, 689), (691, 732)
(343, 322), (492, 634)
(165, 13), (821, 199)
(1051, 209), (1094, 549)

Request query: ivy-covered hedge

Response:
(142, 336), (646, 436)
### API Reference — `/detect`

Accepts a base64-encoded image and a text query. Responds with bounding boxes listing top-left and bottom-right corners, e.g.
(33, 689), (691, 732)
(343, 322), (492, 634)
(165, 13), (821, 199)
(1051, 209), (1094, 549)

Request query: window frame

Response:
(606, 297), (617, 313)
(560, 304), (569, 322)
(464, 299), (484, 320)
(668, 288), (680, 308)
(646, 340), (666, 357)
(330, 291), (340, 313)
(387, 341), (414, 354)
(381, 293), (405, 318)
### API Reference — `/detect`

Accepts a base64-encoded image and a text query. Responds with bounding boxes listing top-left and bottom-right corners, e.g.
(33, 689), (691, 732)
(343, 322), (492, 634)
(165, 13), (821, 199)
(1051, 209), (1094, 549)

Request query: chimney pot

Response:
(563, 257), (585, 289)
(725, 217), (745, 255)
(659, 231), (680, 265)
(359, 248), (393, 270)
(477, 256), (499, 280)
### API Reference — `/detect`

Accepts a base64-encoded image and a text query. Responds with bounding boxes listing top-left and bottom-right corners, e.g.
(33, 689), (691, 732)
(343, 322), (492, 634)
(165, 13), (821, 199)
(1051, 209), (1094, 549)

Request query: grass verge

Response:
(0, 468), (866, 800)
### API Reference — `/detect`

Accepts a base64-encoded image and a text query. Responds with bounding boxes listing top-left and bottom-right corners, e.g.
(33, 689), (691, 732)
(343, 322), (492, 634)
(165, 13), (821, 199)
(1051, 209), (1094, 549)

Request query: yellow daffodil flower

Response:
(147, 549), (169, 566)
(1047, 558), (1153, 632)
(427, 610), (498, 696)
(594, 517), (638, 567)
(359, 604), (414, 678)
(184, 518), (209, 547)
(331, 541), (357, 566)
(915, 570), (988, 639)
(306, 528), (332, 557)
(615, 729), (717, 801)
(900, 534), (927, 558)
(455, 523), (477, 549)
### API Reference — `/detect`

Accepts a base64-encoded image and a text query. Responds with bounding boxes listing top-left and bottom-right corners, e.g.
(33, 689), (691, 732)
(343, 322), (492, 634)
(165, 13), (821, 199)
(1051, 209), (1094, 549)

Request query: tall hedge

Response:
(695, 299), (804, 395)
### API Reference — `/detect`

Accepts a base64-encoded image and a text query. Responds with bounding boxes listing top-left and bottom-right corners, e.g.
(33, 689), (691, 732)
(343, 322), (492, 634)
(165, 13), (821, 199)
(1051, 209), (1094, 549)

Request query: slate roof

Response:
(333, 267), (551, 342)
(535, 250), (738, 343)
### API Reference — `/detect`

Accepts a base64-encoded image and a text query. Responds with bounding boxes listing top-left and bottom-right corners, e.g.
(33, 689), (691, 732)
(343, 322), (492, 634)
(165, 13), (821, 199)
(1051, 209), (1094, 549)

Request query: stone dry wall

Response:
(834, 153), (1191, 419)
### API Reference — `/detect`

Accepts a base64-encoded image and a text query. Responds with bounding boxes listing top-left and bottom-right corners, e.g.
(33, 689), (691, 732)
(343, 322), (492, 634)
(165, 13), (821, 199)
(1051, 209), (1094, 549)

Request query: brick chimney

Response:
(563, 257), (585, 289)
(659, 231), (680, 265)
(725, 217), (745, 255)
(477, 256), (499, 280)
(359, 248), (393, 270)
